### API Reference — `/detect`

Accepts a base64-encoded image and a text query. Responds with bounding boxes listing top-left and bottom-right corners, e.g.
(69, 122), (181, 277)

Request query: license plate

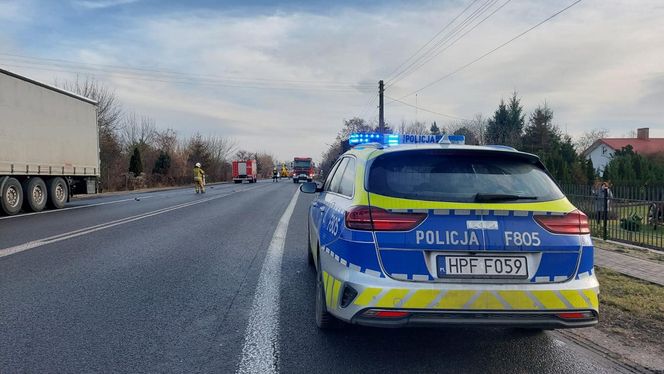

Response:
(437, 255), (528, 278)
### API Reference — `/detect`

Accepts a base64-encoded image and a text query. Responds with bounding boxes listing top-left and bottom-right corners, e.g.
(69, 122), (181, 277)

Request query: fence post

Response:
(603, 189), (609, 240)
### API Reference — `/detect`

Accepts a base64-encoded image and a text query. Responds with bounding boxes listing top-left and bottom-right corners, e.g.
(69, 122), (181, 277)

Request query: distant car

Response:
(300, 134), (599, 329)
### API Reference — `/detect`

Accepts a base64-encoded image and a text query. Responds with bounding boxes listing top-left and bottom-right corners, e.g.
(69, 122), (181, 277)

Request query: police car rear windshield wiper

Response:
(474, 193), (538, 202)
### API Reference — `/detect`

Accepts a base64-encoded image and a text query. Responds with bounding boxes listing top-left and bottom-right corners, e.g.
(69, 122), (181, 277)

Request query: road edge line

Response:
(237, 188), (300, 374)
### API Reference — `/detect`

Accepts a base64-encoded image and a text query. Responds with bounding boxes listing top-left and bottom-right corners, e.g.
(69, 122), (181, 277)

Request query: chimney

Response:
(637, 128), (649, 140)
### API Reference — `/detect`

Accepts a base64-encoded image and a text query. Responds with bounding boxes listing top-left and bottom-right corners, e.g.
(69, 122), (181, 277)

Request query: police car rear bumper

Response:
(320, 250), (600, 329)
(352, 310), (598, 329)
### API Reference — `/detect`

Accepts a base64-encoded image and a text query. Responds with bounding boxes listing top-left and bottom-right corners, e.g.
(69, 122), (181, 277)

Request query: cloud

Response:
(4, 0), (664, 160)
(72, 0), (140, 10)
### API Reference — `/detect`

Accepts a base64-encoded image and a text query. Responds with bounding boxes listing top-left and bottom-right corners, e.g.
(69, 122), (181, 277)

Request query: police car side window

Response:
(328, 158), (349, 193)
(338, 158), (355, 197)
(324, 159), (342, 191)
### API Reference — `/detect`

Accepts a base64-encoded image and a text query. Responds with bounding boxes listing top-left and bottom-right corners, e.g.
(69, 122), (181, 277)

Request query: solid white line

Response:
(237, 189), (300, 374)
(0, 185), (268, 258)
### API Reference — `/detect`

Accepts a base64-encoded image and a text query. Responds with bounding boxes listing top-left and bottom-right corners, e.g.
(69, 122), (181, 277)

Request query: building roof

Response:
(0, 67), (97, 105)
(584, 138), (664, 157)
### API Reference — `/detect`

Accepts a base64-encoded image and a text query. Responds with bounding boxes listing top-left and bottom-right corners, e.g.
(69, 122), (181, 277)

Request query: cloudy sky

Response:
(1, 0), (662, 161)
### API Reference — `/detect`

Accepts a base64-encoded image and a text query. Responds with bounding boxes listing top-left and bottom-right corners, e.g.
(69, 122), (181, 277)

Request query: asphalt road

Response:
(0, 181), (632, 373)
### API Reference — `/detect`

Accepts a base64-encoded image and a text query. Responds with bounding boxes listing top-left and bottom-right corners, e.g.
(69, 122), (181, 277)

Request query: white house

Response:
(582, 128), (664, 174)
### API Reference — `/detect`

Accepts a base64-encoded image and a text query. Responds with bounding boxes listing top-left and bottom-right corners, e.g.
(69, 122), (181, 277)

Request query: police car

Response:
(300, 133), (599, 329)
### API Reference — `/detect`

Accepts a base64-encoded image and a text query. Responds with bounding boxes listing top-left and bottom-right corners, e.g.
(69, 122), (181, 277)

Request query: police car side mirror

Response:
(300, 182), (320, 194)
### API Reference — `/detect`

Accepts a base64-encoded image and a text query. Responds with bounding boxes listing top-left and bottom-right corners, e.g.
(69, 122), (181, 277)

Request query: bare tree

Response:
(405, 121), (428, 135)
(122, 112), (157, 151)
(155, 128), (178, 153)
(575, 128), (609, 153)
(57, 76), (124, 191)
(58, 76), (122, 134)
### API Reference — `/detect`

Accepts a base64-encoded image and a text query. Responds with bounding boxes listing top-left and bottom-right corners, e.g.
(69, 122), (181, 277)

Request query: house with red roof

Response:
(582, 128), (664, 174)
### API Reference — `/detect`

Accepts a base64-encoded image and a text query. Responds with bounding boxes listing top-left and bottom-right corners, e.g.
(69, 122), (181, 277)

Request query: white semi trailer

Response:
(0, 68), (99, 215)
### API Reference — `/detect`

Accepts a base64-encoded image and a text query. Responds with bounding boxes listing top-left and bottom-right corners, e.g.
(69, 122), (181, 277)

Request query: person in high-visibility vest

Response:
(193, 162), (206, 193)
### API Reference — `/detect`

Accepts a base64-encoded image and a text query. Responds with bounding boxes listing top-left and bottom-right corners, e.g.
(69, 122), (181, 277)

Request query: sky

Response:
(1, 0), (663, 162)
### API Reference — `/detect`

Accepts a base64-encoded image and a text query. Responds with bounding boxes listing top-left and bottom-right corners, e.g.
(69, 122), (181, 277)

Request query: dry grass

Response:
(595, 267), (664, 350)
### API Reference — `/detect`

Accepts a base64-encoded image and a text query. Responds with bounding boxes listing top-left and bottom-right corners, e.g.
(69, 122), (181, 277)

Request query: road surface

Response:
(0, 181), (638, 373)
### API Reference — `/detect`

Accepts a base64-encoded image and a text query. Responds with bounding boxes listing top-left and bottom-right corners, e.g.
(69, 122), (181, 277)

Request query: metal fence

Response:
(560, 184), (664, 250)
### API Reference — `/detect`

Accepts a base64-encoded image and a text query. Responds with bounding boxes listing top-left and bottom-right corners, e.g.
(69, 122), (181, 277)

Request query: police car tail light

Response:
(534, 209), (590, 235)
(345, 206), (426, 231)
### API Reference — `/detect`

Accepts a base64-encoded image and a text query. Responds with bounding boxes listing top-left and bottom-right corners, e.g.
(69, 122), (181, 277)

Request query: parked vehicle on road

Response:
(0, 68), (99, 216)
(232, 160), (257, 184)
(301, 133), (599, 330)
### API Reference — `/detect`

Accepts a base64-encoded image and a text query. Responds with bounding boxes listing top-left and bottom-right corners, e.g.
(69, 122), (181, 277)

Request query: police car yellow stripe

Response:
(402, 290), (440, 308)
(497, 290), (538, 309)
(352, 287), (599, 311)
(529, 291), (567, 309)
(353, 287), (382, 306)
(365, 194), (576, 213)
(374, 289), (410, 308)
(436, 290), (476, 309)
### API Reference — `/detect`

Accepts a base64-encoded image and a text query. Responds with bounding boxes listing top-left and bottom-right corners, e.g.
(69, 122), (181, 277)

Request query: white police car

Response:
(300, 133), (599, 329)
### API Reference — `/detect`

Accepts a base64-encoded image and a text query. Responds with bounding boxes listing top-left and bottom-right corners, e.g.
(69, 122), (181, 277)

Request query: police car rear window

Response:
(367, 150), (564, 203)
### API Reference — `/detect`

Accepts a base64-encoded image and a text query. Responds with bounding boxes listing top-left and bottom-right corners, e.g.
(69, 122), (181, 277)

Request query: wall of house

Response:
(587, 144), (614, 175)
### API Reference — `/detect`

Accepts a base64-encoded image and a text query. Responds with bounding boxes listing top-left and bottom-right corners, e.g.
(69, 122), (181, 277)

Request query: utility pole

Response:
(378, 80), (384, 133)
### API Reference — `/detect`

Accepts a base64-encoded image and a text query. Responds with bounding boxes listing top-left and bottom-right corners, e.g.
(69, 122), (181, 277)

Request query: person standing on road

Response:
(593, 181), (613, 224)
(272, 167), (279, 182)
(193, 162), (206, 194)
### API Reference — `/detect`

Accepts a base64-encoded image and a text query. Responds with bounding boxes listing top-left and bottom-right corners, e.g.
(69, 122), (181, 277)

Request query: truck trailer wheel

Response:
(1, 177), (23, 215)
(23, 177), (47, 212)
(47, 177), (68, 209)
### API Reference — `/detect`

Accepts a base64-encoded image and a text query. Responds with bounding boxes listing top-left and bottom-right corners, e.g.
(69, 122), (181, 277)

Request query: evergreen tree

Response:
(522, 104), (557, 154)
(430, 122), (441, 135)
(486, 92), (524, 148)
(585, 158), (596, 185)
(454, 126), (479, 145)
(152, 151), (171, 175)
(129, 147), (143, 176)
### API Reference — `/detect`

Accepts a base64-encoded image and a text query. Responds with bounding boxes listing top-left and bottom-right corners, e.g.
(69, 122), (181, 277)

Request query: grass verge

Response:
(596, 267), (664, 352)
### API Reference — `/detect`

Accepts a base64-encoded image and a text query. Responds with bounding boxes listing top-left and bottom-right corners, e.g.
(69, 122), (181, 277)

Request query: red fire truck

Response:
(232, 160), (257, 184)
(292, 157), (314, 183)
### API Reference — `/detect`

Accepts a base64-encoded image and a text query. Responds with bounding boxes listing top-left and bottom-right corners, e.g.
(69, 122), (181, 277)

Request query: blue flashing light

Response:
(349, 132), (400, 146)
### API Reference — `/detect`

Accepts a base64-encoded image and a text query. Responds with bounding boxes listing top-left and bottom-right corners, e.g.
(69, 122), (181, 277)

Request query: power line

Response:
(384, 0), (481, 84)
(0, 52), (374, 90)
(386, 0), (499, 88)
(387, 0), (512, 89)
(386, 95), (468, 121)
(401, 0), (584, 99)
(0, 60), (371, 93)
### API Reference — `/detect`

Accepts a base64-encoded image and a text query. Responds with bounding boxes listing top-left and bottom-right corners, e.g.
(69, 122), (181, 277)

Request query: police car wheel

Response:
(315, 270), (337, 329)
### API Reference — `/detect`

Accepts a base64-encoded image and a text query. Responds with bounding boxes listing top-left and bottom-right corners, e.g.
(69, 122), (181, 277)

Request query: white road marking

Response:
(0, 185), (267, 258)
(237, 189), (300, 374)
(0, 195), (157, 221)
(0, 182), (240, 221)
